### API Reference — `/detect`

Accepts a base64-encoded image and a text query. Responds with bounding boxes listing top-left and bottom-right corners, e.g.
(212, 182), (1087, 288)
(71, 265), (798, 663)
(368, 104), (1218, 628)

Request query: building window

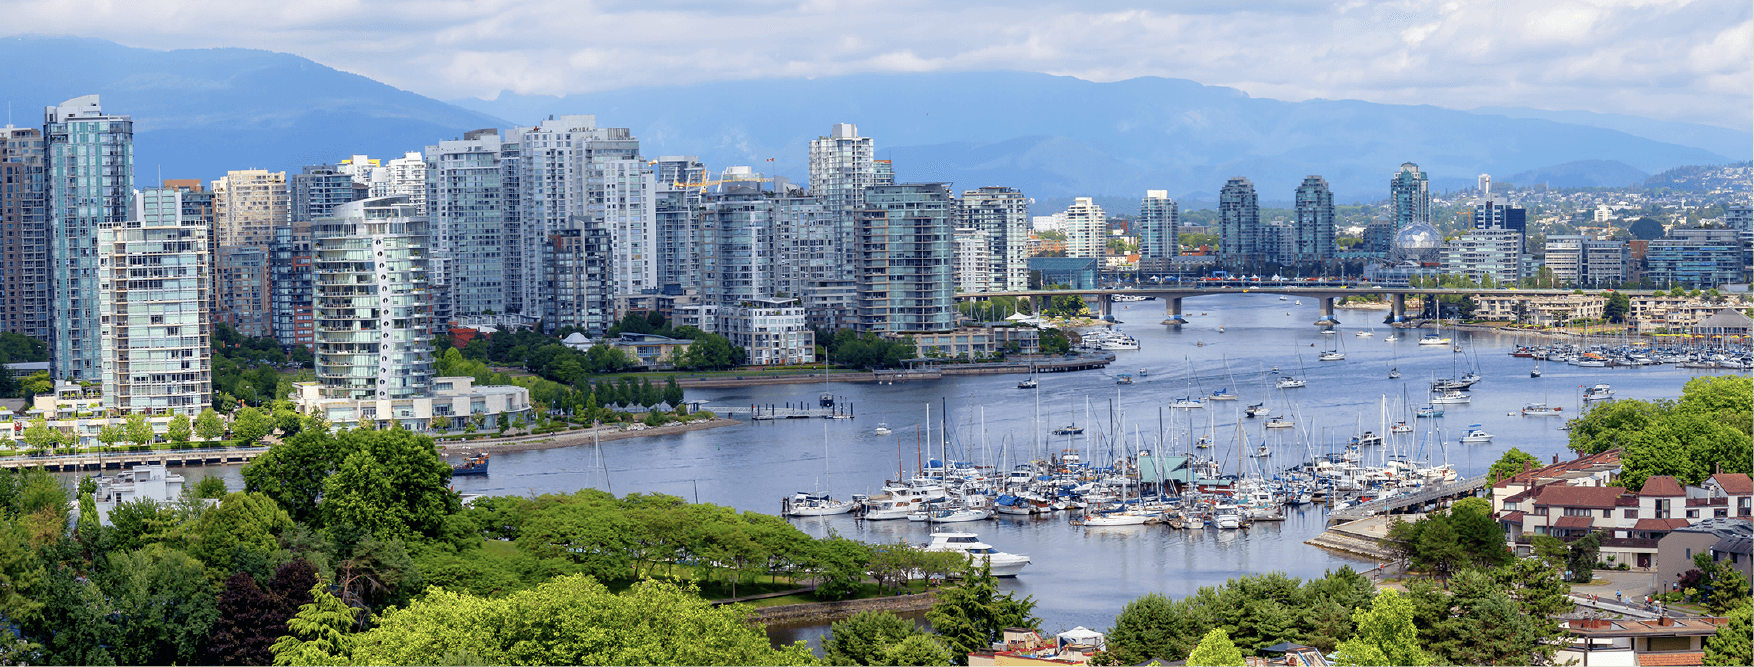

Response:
(1687, 509), (1700, 519)
(1624, 509), (1638, 519)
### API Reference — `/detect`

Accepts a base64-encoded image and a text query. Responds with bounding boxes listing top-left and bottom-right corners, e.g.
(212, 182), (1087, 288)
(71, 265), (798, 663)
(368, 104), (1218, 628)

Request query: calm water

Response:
(169, 295), (1738, 641)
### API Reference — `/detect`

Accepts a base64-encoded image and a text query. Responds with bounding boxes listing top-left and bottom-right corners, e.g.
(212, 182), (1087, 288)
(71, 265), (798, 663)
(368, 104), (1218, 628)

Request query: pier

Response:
(0, 446), (270, 472)
(1326, 474), (1490, 523)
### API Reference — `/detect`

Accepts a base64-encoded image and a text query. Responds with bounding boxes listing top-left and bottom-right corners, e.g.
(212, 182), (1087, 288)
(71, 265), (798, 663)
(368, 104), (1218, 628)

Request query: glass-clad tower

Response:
(99, 188), (212, 415)
(1138, 190), (1179, 260)
(312, 196), (431, 400)
(1294, 176), (1335, 263)
(46, 95), (133, 380)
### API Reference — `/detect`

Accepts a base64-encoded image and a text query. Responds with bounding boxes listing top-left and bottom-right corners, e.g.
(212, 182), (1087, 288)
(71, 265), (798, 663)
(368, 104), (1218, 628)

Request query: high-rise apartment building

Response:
(958, 187), (1030, 291)
(542, 221), (612, 333)
(654, 156), (708, 292)
(1218, 177), (1259, 269)
(270, 220), (314, 348)
(1294, 176), (1335, 263)
(216, 246), (271, 337)
(99, 188), (211, 415)
(376, 152), (427, 214)
(873, 160), (895, 186)
(426, 129), (520, 319)
(311, 196), (432, 400)
(1061, 197), (1108, 259)
(212, 170), (287, 248)
(1442, 228), (1524, 285)
(698, 179), (778, 307)
(809, 123), (875, 276)
(952, 227), (993, 293)
(288, 164), (367, 223)
(0, 126), (50, 339)
(1138, 190), (1179, 260)
(856, 183), (954, 333)
(163, 180), (216, 315)
(1389, 163), (1431, 232)
(46, 95), (133, 380)
(1471, 173), (1527, 255)
(1646, 228), (1746, 288)
(1545, 236), (1628, 288)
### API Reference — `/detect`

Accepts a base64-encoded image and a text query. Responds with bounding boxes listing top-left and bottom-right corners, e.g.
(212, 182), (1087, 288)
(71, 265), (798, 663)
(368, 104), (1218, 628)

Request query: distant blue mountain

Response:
(1505, 160), (1651, 189)
(1469, 107), (1751, 161)
(0, 36), (507, 184)
(455, 71), (1735, 205)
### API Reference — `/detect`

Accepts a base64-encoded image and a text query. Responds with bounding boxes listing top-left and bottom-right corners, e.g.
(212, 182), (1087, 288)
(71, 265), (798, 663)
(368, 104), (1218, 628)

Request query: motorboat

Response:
(1116, 374), (1135, 385)
(923, 533), (1030, 576)
(1388, 367), (1401, 379)
(1415, 405), (1444, 418)
(1521, 403), (1563, 416)
(916, 507), (995, 523)
(1383, 335), (1398, 342)
(1195, 435), (1213, 449)
(1320, 329), (1337, 335)
(1171, 397), (1205, 409)
(1430, 390), (1471, 405)
(874, 423), (892, 435)
(1138, 368), (1148, 377)
(1209, 388), (1239, 401)
(1245, 403), (1270, 417)
(1082, 511), (1153, 527)
(1264, 417), (1293, 429)
(1212, 504), (1243, 529)
(1218, 327), (1226, 333)
(1584, 384), (1614, 401)
(1053, 424), (1084, 435)
(1318, 350), (1346, 361)
(786, 492), (858, 516)
(1100, 335), (1141, 351)
(1418, 334), (1451, 346)
(1460, 425), (1493, 443)
(1390, 421), (1413, 434)
(1275, 376), (1307, 389)
(1017, 378), (1038, 389)
(1356, 331), (1374, 337)
(450, 451), (490, 476)
(1531, 367), (1542, 378)
(1352, 431), (1383, 447)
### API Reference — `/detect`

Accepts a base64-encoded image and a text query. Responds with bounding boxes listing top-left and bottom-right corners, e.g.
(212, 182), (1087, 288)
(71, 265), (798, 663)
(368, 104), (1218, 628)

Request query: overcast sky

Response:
(8, 0), (1750, 129)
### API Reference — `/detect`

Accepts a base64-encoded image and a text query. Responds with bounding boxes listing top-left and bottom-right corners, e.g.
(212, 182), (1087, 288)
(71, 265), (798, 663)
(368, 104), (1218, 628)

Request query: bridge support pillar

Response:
(1094, 294), (1111, 321)
(1391, 293), (1406, 323)
(1315, 296), (1340, 326)
(1162, 297), (1187, 326)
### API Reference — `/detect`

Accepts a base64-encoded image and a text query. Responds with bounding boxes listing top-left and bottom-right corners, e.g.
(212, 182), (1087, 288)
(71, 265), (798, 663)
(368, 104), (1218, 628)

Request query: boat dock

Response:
(1326, 474), (1489, 523)
(701, 405), (855, 420)
(0, 446), (271, 472)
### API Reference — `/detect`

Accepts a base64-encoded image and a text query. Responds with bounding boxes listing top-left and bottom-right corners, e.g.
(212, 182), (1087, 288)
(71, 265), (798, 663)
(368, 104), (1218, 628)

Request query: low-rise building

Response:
(1656, 517), (1753, 595)
(904, 325), (1040, 359)
(1474, 293), (1605, 325)
(967, 627), (1104, 666)
(603, 333), (694, 368)
(291, 375), (531, 431)
(1557, 616), (1730, 667)
(89, 464), (186, 524)
(719, 298), (816, 366)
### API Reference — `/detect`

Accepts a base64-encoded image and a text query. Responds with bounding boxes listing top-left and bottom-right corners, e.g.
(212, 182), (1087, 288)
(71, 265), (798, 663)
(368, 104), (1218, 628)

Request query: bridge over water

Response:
(954, 285), (1641, 326)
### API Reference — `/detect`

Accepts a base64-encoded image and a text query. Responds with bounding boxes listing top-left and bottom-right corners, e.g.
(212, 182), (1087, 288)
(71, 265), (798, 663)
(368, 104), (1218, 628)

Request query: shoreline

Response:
(436, 418), (743, 454)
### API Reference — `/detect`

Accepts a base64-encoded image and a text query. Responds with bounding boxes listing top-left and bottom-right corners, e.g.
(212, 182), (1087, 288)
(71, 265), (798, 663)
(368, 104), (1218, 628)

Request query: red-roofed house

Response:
(1557, 616), (1729, 667)
(1693, 473), (1753, 519)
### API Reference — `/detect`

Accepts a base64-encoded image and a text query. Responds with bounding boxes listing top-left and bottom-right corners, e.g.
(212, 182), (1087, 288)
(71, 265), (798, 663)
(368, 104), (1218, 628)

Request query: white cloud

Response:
(5, 0), (1748, 129)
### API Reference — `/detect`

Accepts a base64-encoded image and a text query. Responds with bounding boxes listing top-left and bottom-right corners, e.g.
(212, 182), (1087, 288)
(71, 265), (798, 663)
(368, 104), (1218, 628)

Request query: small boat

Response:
(1388, 367), (1401, 379)
(1459, 425), (1493, 443)
(1320, 329), (1337, 335)
(1390, 421), (1413, 434)
(1212, 504), (1243, 529)
(1264, 417), (1293, 429)
(1583, 384), (1614, 401)
(1252, 444), (1272, 457)
(1082, 511), (1153, 527)
(1195, 435), (1213, 448)
(1453, 345), (1463, 352)
(450, 452), (490, 476)
(1430, 390), (1471, 405)
(1418, 335), (1451, 346)
(1530, 367), (1542, 378)
(923, 533), (1030, 576)
(1275, 376), (1306, 389)
(1352, 431), (1383, 447)
(1218, 327), (1226, 333)
(1116, 374), (1135, 385)
(1415, 405), (1444, 418)
(786, 491), (858, 516)
(1280, 296), (1287, 301)
(1053, 424), (1084, 435)
(1017, 378), (1038, 389)
(1138, 368), (1148, 377)
(1318, 351), (1345, 361)
(1245, 403), (1270, 417)
(874, 423), (892, 435)
(1171, 397), (1204, 409)
(1383, 335), (1398, 342)
(1521, 403), (1563, 416)
(1295, 300), (1302, 305)
(1209, 388), (1239, 401)
(1356, 331), (1374, 338)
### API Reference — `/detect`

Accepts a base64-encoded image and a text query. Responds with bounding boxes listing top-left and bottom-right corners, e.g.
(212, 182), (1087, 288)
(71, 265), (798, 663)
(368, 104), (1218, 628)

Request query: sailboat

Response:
(785, 421), (858, 516)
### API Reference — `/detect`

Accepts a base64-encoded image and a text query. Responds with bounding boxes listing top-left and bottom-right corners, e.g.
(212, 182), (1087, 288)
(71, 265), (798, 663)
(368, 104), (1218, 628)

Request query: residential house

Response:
(1557, 616), (1731, 667)
(1656, 518), (1754, 594)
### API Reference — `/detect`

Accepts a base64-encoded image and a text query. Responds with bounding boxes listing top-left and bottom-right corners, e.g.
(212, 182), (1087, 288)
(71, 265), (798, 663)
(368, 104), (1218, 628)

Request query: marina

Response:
(154, 295), (1749, 642)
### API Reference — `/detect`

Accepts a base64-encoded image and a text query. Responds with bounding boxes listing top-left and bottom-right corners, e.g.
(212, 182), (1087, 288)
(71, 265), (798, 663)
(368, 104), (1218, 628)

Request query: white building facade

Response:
(808, 123), (875, 277)
(958, 187), (1031, 291)
(1061, 197), (1108, 259)
(99, 188), (212, 416)
(719, 298), (816, 366)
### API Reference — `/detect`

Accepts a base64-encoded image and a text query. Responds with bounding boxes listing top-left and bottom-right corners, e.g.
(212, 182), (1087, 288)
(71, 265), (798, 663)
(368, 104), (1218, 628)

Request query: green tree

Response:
(1704, 601), (1752, 666)
(343, 575), (816, 666)
(124, 412), (157, 449)
(881, 634), (954, 666)
(1567, 531), (1603, 583)
(1629, 217), (1665, 240)
(102, 545), (222, 665)
(184, 491), (294, 574)
(193, 475), (227, 499)
(826, 609), (938, 666)
(233, 406), (273, 446)
(928, 562), (1040, 664)
(1186, 627), (1245, 667)
(1487, 447), (1542, 484)
(21, 416), (55, 453)
(206, 571), (284, 666)
(242, 430), (346, 525)
(319, 428), (460, 541)
(196, 407), (226, 442)
(1603, 291), (1631, 322)
(269, 582), (360, 666)
(165, 413), (192, 446)
(98, 423), (125, 450)
(663, 377), (685, 406)
(1333, 589), (1430, 667)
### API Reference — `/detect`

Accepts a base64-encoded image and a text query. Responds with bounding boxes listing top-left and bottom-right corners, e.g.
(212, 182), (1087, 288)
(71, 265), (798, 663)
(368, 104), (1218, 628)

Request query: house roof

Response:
(1499, 510), (1525, 524)
(1636, 652), (1704, 666)
(1534, 485), (1627, 509)
(1640, 476), (1686, 497)
(1674, 517), (1754, 538)
(1494, 449), (1622, 489)
(1554, 515), (1596, 529)
(1712, 536), (1753, 556)
(1635, 518), (1693, 531)
(1708, 473), (1753, 495)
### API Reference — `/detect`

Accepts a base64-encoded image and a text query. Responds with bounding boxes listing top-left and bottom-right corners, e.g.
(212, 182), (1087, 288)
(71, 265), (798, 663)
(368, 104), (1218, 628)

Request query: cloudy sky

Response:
(8, 0), (1750, 129)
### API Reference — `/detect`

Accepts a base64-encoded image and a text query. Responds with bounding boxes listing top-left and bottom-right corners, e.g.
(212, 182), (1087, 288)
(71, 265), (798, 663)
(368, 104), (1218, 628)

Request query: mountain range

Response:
(3, 36), (1745, 209)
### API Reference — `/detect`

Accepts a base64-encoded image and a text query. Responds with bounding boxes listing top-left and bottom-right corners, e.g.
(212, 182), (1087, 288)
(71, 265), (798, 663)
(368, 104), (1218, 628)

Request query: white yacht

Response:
(924, 533), (1031, 577)
(862, 484), (947, 520)
(1212, 504), (1243, 529)
(1017, 378), (1038, 390)
(1209, 388), (1239, 401)
(1264, 417), (1294, 429)
(786, 492), (858, 516)
(1082, 510), (1154, 527)
(1418, 334), (1451, 346)
(1521, 403), (1564, 416)
(1275, 376), (1307, 389)
(1583, 384), (1615, 401)
(1171, 397), (1205, 409)
(1430, 390), (1471, 404)
(874, 423), (891, 435)
(1355, 331), (1374, 338)
(1318, 351), (1346, 361)
(1459, 425), (1493, 443)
